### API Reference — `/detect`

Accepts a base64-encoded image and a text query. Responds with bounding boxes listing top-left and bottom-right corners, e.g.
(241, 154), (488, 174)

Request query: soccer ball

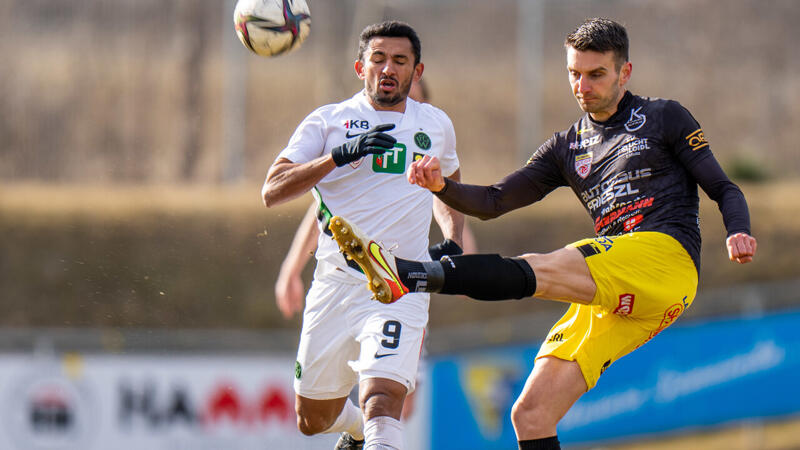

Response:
(233, 0), (311, 57)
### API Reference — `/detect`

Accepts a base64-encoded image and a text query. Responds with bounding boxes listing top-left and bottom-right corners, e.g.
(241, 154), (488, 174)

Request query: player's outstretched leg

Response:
(329, 216), (537, 303)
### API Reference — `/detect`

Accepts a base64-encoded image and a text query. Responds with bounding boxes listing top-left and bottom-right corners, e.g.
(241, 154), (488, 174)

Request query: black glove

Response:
(428, 239), (463, 261)
(331, 123), (397, 167)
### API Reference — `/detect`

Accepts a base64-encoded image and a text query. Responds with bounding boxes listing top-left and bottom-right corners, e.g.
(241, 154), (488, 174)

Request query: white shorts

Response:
(294, 265), (429, 400)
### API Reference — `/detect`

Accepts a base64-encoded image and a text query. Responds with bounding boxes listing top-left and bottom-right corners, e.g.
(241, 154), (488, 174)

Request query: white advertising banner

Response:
(0, 353), (339, 450)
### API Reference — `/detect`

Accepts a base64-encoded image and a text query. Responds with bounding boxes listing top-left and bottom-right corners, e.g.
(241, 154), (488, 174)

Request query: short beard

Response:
(370, 91), (404, 107)
(579, 83), (621, 115)
(368, 78), (412, 108)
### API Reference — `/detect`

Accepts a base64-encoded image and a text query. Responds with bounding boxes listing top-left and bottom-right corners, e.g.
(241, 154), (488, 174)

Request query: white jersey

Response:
(278, 91), (459, 280)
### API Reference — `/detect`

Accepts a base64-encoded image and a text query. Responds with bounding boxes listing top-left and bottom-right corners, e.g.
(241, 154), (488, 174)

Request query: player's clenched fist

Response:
(726, 232), (757, 264)
(407, 155), (445, 192)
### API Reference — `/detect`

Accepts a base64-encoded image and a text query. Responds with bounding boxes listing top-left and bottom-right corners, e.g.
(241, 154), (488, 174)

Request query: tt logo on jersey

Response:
(344, 119), (370, 138)
(685, 128), (709, 151)
(624, 107), (646, 132)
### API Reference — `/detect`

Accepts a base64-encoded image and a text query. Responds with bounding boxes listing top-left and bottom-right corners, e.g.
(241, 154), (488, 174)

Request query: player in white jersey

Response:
(262, 21), (464, 450)
(274, 79), (478, 429)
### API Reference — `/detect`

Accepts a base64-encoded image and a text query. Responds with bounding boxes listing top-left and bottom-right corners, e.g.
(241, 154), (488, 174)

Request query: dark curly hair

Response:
(358, 21), (421, 66)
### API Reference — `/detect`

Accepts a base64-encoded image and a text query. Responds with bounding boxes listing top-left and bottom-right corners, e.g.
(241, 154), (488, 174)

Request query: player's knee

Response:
(295, 408), (331, 436)
(296, 414), (327, 436)
(510, 398), (551, 430)
(510, 398), (529, 427)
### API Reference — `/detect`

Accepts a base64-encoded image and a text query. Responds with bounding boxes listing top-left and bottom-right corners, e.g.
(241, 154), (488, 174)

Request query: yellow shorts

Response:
(536, 232), (698, 390)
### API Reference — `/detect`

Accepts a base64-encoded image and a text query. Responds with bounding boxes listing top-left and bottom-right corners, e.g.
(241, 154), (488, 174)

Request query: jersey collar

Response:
(587, 90), (635, 127)
(355, 90), (414, 132)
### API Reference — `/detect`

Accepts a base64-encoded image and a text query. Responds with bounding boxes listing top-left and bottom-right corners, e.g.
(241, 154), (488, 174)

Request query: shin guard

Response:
(438, 254), (536, 300)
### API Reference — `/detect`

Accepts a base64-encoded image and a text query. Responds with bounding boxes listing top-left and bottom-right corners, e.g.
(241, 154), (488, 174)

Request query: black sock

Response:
(396, 258), (443, 292)
(396, 254), (536, 300)
(518, 436), (560, 450)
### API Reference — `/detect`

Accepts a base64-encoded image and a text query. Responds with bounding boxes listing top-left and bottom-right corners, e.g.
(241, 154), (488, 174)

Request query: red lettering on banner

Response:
(121, 378), (295, 430)
(207, 383), (243, 423)
(259, 388), (292, 423)
(203, 382), (294, 426)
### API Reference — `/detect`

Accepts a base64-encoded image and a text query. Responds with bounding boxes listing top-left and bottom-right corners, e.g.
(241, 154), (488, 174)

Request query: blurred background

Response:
(0, 0), (798, 448)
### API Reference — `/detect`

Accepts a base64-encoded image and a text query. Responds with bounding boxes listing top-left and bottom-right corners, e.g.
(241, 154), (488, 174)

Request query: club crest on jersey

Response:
(624, 107), (646, 132)
(575, 152), (593, 179)
(414, 132), (431, 150)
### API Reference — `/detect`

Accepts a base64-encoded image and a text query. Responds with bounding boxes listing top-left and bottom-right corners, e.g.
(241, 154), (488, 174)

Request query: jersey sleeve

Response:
(663, 100), (712, 166)
(277, 108), (328, 164)
(438, 113), (460, 178)
(523, 135), (569, 193)
(435, 135), (565, 220)
(663, 101), (751, 236)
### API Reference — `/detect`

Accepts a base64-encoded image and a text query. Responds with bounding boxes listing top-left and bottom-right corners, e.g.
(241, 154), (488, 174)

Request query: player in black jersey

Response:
(330, 18), (756, 450)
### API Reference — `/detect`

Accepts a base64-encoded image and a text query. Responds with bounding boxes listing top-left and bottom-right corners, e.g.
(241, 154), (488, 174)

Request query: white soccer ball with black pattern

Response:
(233, 0), (311, 57)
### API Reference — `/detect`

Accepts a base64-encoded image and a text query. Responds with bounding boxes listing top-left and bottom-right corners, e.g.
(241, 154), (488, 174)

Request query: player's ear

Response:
(413, 62), (424, 83)
(355, 60), (366, 80)
(619, 61), (632, 86)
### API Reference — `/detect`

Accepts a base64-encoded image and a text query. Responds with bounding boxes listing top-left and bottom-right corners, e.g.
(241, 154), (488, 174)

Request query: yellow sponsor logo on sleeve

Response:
(685, 128), (709, 151)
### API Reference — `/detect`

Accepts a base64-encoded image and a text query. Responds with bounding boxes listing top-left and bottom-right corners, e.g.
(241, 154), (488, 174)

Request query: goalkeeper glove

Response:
(331, 123), (396, 167)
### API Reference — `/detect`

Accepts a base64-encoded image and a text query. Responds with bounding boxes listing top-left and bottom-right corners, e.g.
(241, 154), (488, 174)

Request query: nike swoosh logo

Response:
(369, 243), (403, 287)
(374, 352), (397, 359)
(345, 131), (363, 138)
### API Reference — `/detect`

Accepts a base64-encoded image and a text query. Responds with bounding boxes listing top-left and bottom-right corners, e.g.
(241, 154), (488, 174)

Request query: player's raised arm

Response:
(262, 156), (335, 208)
(263, 124), (396, 207)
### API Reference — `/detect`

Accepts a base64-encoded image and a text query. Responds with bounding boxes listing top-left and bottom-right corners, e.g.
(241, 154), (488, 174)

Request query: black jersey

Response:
(437, 91), (751, 270)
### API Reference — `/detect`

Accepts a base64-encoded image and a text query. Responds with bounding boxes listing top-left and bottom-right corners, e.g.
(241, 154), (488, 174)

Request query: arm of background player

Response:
(461, 222), (478, 253)
(275, 204), (319, 319)
(262, 156), (336, 208)
(432, 169), (465, 248)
